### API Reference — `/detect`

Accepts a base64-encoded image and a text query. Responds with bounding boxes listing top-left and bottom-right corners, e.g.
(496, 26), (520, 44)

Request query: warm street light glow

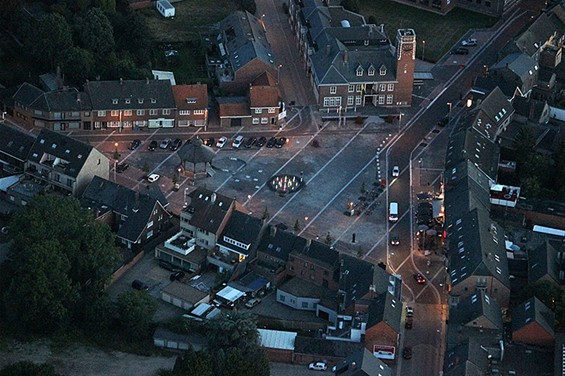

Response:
(466, 98), (473, 108)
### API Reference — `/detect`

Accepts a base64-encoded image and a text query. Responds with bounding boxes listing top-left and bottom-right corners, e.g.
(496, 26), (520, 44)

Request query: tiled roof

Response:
(444, 338), (490, 376)
(333, 348), (392, 376)
(85, 79), (175, 110)
(366, 289), (402, 334)
(529, 240), (564, 285)
(216, 210), (263, 256)
(492, 53), (538, 81)
(511, 4), (565, 57)
(450, 290), (503, 330)
(471, 87), (514, 141)
(172, 84), (208, 110)
(12, 83), (44, 107)
(217, 96), (250, 117)
(249, 85), (280, 108)
(177, 138), (215, 164)
(0, 123), (36, 162)
(29, 89), (91, 112)
(512, 296), (555, 338)
(161, 280), (209, 304)
(185, 187), (234, 234)
(257, 226), (307, 262)
(27, 128), (94, 178)
(292, 239), (339, 269)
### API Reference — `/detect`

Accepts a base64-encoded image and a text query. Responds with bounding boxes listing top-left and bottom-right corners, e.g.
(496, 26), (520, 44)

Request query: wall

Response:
(106, 250), (145, 287)
(513, 323), (555, 347)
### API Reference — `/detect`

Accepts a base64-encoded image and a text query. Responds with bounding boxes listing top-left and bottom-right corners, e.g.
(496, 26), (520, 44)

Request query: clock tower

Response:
(395, 29), (416, 106)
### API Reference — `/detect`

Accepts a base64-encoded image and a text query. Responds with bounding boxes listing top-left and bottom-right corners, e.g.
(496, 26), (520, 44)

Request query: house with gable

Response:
(172, 84), (209, 128)
(529, 239), (565, 288)
(286, 239), (340, 291)
(490, 53), (539, 98)
(288, 0), (415, 110)
(81, 176), (171, 250)
(333, 348), (392, 376)
(0, 123), (35, 175)
(511, 296), (555, 347)
(25, 128), (109, 197)
(446, 206), (511, 308)
(469, 87), (514, 142)
(443, 338), (491, 376)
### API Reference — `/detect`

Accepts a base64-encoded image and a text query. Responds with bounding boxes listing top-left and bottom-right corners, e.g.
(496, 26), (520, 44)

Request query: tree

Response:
(325, 232), (333, 245)
(360, 181), (367, 194)
(293, 219), (301, 232)
(173, 349), (213, 376)
(0, 361), (63, 376)
(79, 8), (115, 58)
(93, 0), (116, 13)
(262, 207), (270, 220)
(4, 195), (120, 333)
(61, 47), (95, 86)
(116, 290), (157, 341)
(32, 13), (73, 68)
(512, 125), (535, 168)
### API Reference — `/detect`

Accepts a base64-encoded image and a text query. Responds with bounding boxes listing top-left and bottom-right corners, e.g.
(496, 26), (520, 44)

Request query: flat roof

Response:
(258, 329), (297, 351)
(216, 285), (245, 302)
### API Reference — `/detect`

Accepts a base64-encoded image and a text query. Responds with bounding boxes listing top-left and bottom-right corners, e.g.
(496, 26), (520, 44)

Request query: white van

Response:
(232, 135), (244, 148)
(389, 202), (399, 222)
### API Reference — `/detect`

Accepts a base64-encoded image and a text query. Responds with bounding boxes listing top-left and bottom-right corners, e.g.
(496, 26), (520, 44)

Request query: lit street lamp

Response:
(447, 102), (452, 122)
(277, 64), (282, 84)
(113, 142), (119, 182)
(422, 40), (426, 61)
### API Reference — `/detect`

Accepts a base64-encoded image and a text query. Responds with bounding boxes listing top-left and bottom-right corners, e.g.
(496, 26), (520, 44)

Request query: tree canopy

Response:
(3, 195), (120, 334)
(116, 290), (157, 341)
(0, 361), (63, 376)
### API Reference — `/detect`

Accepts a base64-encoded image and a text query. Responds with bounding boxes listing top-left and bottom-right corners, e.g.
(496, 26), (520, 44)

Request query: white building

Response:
(156, 0), (175, 18)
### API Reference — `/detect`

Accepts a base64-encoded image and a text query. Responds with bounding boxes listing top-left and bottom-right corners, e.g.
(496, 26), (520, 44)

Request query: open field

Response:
(358, 0), (498, 62)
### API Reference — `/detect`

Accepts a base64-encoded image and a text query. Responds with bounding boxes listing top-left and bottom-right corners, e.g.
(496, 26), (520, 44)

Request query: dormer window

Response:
(380, 65), (387, 75)
(138, 98), (144, 104)
(186, 98), (197, 104)
(51, 143), (57, 149)
(151, 98), (156, 104)
(356, 65), (364, 77)
(368, 65), (375, 76)
(125, 98), (131, 104)
(364, 40), (369, 46)
(112, 99), (118, 104)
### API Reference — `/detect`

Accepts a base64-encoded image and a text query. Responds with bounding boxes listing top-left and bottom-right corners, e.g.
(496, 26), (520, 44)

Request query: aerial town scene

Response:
(0, 0), (563, 375)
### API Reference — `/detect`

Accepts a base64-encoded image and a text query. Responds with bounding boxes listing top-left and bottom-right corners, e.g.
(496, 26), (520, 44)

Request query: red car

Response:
(414, 273), (426, 284)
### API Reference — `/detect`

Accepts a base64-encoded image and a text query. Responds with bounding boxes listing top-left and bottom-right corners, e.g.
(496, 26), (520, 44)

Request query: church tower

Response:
(395, 29), (416, 106)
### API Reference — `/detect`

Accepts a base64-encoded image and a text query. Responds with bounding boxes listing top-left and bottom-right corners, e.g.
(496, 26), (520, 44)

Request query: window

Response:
(124, 110), (132, 116)
(356, 84), (362, 92)
(112, 99), (118, 104)
(379, 84), (386, 92)
(368, 66), (375, 76)
(147, 230), (153, 238)
(138, 98), (144, 104)
(386, 95), (393, 104)
(98, 111), (106, 117)
(125, 99), (131, 104)
(163, 109), (171, 115)
(356, 66), (363, 76)
(387, 83), (394, 91)
(347, 96), (354, 105)
(179, 110), (190, 115)
(279, 295), (286, 302)
(137, 109), (145, 116)
(111, 110), (119, 117)
(147, 221), (153, 228)
(378, 95), (385, 104)
(323, 97), (342, 107)
(268, 108), (276, 113)
(302, 302), (308, 308)
(255, 108), (262, 114)
(151, 98), (156, 103)
(149, 109), (157, 115)
(261, 117), (268, 124)
(364, 39), (369, 46)
(380, 66), (387, 75)
(84, 112), (90, 117)
(355, 96), (362, 106)
(253, 118), (260, 124)
(194, 110), (205, 115)
(330, 86), (337, 94)
(348, 84), (354, 93)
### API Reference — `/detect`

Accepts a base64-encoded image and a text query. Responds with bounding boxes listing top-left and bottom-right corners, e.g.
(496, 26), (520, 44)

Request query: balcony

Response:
(325, 313), (367, 342)
(164, 232), (196, 256)
(207, 250), (239, 271)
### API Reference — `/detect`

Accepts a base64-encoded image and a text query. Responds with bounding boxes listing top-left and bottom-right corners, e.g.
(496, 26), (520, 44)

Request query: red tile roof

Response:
(172, 84), (208, 110)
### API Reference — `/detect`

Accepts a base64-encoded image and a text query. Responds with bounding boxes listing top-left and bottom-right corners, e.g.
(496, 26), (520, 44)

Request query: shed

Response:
(153, 327), (191, 350)
(156, 0), (175, 18)
(161, 281), (210, 310)
(215, 285), (245, 306)
(258, 328), (297, 363)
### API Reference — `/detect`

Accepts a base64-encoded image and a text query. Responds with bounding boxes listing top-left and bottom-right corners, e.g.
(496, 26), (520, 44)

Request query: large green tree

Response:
(79, 8), (115, 58)
(4, 195), (120, 334)
(173, 349), (213, 376)
(116, 290), (157, 341)
(32, 13), (73, 68)
(0, 361), (63, 376)
(61, 47), (95, 86)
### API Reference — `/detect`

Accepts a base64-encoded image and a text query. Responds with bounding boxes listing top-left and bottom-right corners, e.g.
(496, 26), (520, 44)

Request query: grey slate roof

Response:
(445, 127), (500, 181)
(216, 210), (263, 256)
(85, 79), (175, 110)
(257, 226), (307, 262)
(444, 338), (490, 376)
(529, 240), (564, 285)
(510, 4), (565, 57)
(0, 123), (36, 162)
(333, 348), (392, 376)
(27, 128), (95, 178)
(447, 207), (510, 289)
(178, 138), (215, 164)
(293, 335), (363, 358)
(450, 291), (503, 330)
(492, 53), (539, 81)
(28, 89), (92, 112)
(12, 83), (44, 107)
(185, 187), (234, 234)
(293, 239), (340, 269)
(511, 296), (555, 337)
(471, 87), (514, 141)
(366, 288), (402, 334)
(81, 176), (169, 243)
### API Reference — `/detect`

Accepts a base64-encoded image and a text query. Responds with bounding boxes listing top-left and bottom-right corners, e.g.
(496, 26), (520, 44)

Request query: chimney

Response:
(343, 50), (349, 65)
(270, 225), (277, 237)
(326, 44), (331, 56)
(120, 77), (123, 85)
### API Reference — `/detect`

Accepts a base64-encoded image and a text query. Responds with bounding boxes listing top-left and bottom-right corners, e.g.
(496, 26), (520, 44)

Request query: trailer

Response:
(156, 0), (175, 18)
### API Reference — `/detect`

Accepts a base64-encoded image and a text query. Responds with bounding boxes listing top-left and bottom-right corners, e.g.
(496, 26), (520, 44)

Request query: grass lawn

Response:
(358, 0), (497, 62)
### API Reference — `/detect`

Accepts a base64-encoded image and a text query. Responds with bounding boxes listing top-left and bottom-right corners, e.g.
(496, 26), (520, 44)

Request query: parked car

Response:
(390, 233), (400, 246)
(116, 162), (129, 173)
(147, 173), (160, 183)
(245, 298), (261, 309)
(148, 140), (158, 151)
(216, 136), (228, 148)
(205, 137), (215, 147)
(461, 38), (477, 46)
(451, 47), (469, 55)
(414, 273), (426, 284)
(256, 136), (267, 147)
(131, 279), (149, 291)
(159, 139), (171, 149)
(170, 138), (182, 151)
(403, 346), (413, 360)
(170, 271), (186, 281)
(232, 135), (244, 149)
(244, 136), (257, 148)
(266, 136), (277, 148)
(406, 306), (414, 317)
(405, 317), (413, 329)
(438, 116), (449, 127)
(308, 362), (328, 371)
(275, 137), (287, 148)
(129, 139), (141, 150)
(392, 165), (400, 177)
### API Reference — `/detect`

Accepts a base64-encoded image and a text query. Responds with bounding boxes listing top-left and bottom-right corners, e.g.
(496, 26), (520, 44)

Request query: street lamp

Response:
(422, 40), (426, 61)
(276, 64), (282, 84)
(113, 142), (119, 182)
(447, 102), (452, 122)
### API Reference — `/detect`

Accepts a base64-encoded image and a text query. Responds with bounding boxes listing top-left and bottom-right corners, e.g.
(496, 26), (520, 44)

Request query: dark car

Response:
(256, 136), (267, 147)
(148, 140), (158, 151)
(275, 137), (287, 148)
(129, 139), (141, 150)
(405, 317), (413, 329)
(204, 137), (215, 147)
(131, 279), (149, 291)
(244, 136), (257, 148)
(451, 47), (469, 55)
(116, 162), (129, 173)
(266, 137), (277, 148)
(403, 347), (413, 360)
(414, 273), (427, 284)
(170, 138), (183, 151)
(170, 271), (186, 281)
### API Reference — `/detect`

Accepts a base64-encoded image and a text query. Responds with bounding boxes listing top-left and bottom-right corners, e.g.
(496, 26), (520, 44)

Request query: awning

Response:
(0, 175), (21, 192)
(216, 285), (245, 303)
(432, 199), (444, 219)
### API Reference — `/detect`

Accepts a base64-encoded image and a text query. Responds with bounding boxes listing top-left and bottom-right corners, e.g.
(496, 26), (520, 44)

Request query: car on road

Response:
(390, 233), (400, 246)
(116, 162), (129, 173)
(406, 306), (414, 317)
(216, 136), (228, 148)
(461, 38), (477, 46)
(159, 139), (171, 149)
(204, 137), (215, 147)
(451, 47), (469, 55)
(266, 136), (277, 148)
(170, 138), (183, 151)
(147, 173), (160, 183)
(232, 135), (244, 149)
(414, 273), (427, 284)
(275, 137), (287, 148)
(256, 136), (267, 147)
(308, 362), (328, 371)
(148, 140), (158, 151)
(245, 298), (261, 309)
(403, 346), (413, 360)
(244, 136), (257, 148)
(129, 139), (141, 150)
(392, 165), (400, 177)
(131, 279), (149, 291)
